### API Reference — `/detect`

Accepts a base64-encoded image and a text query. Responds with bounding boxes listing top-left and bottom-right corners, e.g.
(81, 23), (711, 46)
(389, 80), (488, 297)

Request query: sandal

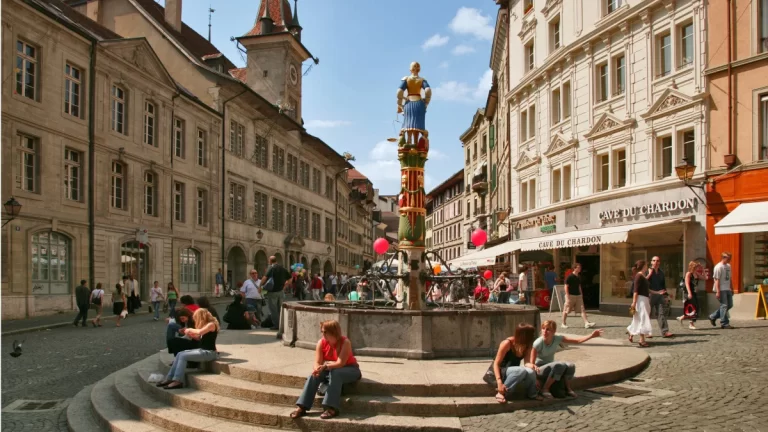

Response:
(495, 392), (506, 404)
(530, 394), (544, 401)
(156, 380), (172, 387)
(566, 390), (577, 398)
(541, 391), (554, 399)
(163, 382), (184, 389)
(290, 407), (307, 419)
(638, 342), (650, 348)
(628, 334), (633, 343)
(320, 408), (339, 419)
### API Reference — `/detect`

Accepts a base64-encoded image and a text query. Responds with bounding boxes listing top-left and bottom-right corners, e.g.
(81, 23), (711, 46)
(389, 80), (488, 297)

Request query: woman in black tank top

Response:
(158, 308), (219, 389)
(676, 261), (701, 330)
(489, 323), (544, 403)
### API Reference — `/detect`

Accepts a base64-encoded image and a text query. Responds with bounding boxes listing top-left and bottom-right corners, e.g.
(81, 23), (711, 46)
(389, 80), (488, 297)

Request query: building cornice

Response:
(704, 52), (768, 76)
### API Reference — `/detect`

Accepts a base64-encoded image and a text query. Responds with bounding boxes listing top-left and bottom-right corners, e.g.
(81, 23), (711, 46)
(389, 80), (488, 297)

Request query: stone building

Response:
(460, 109), (491, 259)
(425, 169), (465, 263)
(335, 169), (374, 276)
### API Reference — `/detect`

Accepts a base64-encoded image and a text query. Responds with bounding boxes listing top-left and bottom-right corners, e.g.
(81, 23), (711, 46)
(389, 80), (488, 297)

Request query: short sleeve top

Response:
(565, 274), (581, 296)
(634, 273), (650, 297)
(533, 335), (564, 365)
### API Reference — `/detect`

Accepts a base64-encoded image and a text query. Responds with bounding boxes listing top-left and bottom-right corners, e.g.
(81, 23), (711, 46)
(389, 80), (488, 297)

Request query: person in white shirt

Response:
(240, 269), (263, 326)
(518, 267), (528, 304)
(150, 281), (164, 321)
(709, 252), (734, 329)
(329, 274), (338, 295)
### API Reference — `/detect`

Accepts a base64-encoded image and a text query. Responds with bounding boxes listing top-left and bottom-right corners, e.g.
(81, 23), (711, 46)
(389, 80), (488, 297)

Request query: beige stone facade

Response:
(460, 109), (491, 257)
(425, 169), (465, 263)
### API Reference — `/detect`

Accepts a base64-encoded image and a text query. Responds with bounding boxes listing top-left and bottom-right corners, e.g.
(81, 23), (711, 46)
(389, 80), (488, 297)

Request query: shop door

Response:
(576, 255), (600, 309)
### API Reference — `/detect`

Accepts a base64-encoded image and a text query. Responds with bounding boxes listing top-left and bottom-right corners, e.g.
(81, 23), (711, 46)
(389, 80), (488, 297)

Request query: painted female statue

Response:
(397, 62), (431, 143)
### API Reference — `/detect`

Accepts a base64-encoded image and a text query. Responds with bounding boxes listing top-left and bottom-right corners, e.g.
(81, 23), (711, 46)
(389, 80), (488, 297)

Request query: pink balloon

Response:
(373, 238), (389, 255)
(483, 270), (493, 280)
(471, 229), (487, 247)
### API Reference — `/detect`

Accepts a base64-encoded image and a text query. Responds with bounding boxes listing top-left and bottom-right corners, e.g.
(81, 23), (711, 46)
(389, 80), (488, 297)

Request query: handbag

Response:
(263, 277), (275, 292)
(482, 361), (503, 386)
(162, 302), (169, 313)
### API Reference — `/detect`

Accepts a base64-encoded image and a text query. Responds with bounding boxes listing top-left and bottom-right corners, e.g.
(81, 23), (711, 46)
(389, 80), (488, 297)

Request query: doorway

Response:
(576, 255), (600, 309)
(121, 241), (149, 300)
(226, 246), (247, 288)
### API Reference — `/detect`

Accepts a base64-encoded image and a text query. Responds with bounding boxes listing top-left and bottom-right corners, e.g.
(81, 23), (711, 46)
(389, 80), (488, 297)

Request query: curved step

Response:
(89, 373), (163, 432)
(186, 369), (561, 417)
(134, 369), (463, 432)
(66, 385), (102, 432)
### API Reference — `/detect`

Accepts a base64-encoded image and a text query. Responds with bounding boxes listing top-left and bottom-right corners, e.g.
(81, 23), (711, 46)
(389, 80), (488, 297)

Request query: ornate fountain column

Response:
(396, 62), (431, 311)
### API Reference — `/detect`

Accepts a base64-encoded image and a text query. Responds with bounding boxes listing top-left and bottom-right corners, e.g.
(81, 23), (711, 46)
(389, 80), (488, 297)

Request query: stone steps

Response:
(66, 385), (103, 432)
(88, 372), (164, 432)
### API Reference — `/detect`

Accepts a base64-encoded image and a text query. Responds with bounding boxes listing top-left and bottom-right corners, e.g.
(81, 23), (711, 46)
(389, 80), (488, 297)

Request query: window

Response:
(657, 32), (672, 78)
(325, 176), (334, 199)
(311, 213), (321, 240)
(287, 155), (299, 182)
(272, 146), (285, 176)
(111, 161), (125, 209)
(761, 94), (768, 160)
(229, 182), (245, 221)
(31, 231), (70, 294)
(658, 136), (673, 178)
(325, 217), (333, 243)
(597, 62), (609, 102)
(681, 129), (695, 164)
(615, 149), (627, 188)
(180, 249), (200, 292)
(15, 40), (37, 100)
(64, 148), (81, 201)
(563, 165), (572, 200)
(173, 182), (185, 222)
(143, 172), (156, 216)
(520, 178), (536, 211)
(197, 189), (207, 226)
(64, 64), (81, 117)
(520, 105), (536, 143)
(253, 135), (268, 168)
(482, 134), (487, 154)
(271, 198), (285, 231)
(679, 22), (694, 68)
(299, 208), (309, 237)
(523, 0), (533, 15)
(761, 0), (768, 52)
(528, 106), (536, 139)
(525, 40), (535, 72)
(18, 134), (38, 192)
(466, 148), (470, 163)
(614, 55), (626, 95)
(254, 190), (268, 227)
(143, 102), (156, 146)
(286, 204), (298, 234)
(173, 118), (185, 158)
(551, 88), (561, 124)
(110, 85), (127, 134)
(312, 168), (322, 193)
(473, 141), (477, 158)
(606, 0), (620, 14)
(466, 201), (470, 219)
(597, 154), (610, 191)
(196, 129), (206, 166)
(549, 16), (561, 52)
(299, 161), (310, 187)
(563, 82), (571, 120)
(229, 121), (244, 157)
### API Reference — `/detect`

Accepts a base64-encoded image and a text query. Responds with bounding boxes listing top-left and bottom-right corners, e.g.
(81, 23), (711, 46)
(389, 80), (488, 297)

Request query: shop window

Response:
(180, 248), (200, 292)
(31, 231), (70, 294)
(742, 232), (768, 290)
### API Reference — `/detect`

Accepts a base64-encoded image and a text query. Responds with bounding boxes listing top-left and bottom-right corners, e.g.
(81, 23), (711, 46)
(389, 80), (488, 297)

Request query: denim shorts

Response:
(245, 298), (261, 311)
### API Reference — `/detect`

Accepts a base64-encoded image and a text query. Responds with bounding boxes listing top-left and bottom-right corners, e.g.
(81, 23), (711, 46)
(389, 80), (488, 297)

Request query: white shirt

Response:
(150, 286), (164, 302)
(518, 273), (528, 291)
(713, 262), (732, 291)
(241, 278), (262, 299)
(330, 275), (338, 285)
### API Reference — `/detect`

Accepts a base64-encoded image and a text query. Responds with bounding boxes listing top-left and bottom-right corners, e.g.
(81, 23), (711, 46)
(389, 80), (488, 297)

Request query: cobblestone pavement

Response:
(462, 312), (768, 432)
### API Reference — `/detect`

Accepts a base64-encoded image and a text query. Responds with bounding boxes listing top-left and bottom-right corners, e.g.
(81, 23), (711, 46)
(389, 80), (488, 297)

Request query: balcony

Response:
(471, 180), (489, 194)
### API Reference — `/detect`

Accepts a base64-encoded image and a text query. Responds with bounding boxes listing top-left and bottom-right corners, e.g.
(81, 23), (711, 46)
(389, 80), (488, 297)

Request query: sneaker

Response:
(251, 325), (258, 330)
(709, 317), (717, 327)
(560, 323), (568, 329)
(584, 322), (595, 329)
(688, 324), (696, 330)
(721, 324), (734, 329)
(153, 317), (158, 321)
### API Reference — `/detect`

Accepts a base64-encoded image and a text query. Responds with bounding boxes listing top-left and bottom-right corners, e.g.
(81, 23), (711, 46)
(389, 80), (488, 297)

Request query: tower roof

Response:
(247, 0), (293, 36)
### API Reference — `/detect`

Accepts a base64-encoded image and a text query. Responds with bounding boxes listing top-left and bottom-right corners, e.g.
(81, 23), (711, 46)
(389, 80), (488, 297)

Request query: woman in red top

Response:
(291, 319), (361, 419)
(474, 276), (490, 303)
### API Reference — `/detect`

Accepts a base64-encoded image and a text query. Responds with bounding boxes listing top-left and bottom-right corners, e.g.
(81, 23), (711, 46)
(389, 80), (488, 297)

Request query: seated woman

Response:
(196, 296), (220, 323)
(156, 308), (219, 389)
(490, 323), (543, 403)
(223, 294), (251, 330)
(180, 295), (199, 312)
(167, 308), (199, 355)
(290, 320), (362, 420)
(532, 320), (603, 398)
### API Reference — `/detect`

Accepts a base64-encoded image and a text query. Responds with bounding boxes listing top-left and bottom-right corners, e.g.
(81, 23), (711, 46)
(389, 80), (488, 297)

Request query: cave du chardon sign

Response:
(598, 197), (698, 222)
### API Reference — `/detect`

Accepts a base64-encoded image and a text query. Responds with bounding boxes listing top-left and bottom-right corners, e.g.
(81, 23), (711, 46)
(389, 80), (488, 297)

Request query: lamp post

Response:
(675, 157), (707, 207)
(2, 197), (22, 228)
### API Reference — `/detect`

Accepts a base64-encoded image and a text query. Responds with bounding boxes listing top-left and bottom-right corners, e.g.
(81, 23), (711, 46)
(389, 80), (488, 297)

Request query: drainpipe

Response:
(220, 90), (248, 277)
(169, 93), (179, 284)
(725, 0), (734, 166)
(88, 40), (97, 293)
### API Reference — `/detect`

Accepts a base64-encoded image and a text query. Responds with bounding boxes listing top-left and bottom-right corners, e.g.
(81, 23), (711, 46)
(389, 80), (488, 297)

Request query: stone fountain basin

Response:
(281, 301), (540, 360)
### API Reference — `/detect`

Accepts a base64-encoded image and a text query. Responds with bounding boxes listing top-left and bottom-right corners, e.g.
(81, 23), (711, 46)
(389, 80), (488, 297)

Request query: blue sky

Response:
(173, 0), (497, 194)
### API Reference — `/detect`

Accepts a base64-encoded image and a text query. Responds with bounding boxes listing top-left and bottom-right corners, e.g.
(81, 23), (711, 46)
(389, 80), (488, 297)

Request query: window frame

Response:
(525, 39), (535, 73)
(657, 135), (674, 179)
(143, 171), (156, 216)
(614, 148), (627, 189)
(229, 182), (246, 222)
(143, 101), (156, 146)
(196, 128), (207, 167)
(110, 161), (126, 210)
(229, 120), (245, 157)
(173, 181), (185, 222)
(271, 198), (285, 231)
(520, 177), (536, 212)
(64, 63), (82, 118)
(196, 188), (207, 226)
(760, 93), (768, 160)
(596, 62), (609, 102)
(678, 20), (694, 68)
(253, 134), (269, 169)
(656, 31), (672, 78)
(549, 15), (561, 53)
(63, 148), (81, 202)
(253, 189), (269, 227)
(18, 134), (38, 193)
(111, 85), (127, 135)
(15, 39), (38, 101)
(614, 54), (626, 96)
(173, 117), (185, 159)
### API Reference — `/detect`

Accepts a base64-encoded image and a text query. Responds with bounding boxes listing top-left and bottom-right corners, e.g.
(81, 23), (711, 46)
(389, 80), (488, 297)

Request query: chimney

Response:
(165, 0), (183, 33)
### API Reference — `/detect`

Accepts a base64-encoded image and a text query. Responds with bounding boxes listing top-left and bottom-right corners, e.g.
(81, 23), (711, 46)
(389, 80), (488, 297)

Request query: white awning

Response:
(449, 240), (520, 269)
(519, 218), (690, 251)
(714, 201), (768, 235)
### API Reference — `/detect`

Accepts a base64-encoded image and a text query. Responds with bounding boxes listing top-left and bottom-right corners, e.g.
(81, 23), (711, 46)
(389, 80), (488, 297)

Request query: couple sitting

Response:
(489, 321), (602, 403)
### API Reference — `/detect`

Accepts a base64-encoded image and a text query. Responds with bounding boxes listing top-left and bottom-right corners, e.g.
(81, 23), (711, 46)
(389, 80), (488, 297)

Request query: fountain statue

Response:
(396, 62), (431, 310)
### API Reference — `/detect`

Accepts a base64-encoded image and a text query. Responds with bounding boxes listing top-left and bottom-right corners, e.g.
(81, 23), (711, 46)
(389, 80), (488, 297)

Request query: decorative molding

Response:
(639, 9), (651, 26)
(640, 88), (708, 120)
(543, 133), (578, 158)
(584, 112), (636, 141)
(541, 0), (563, 18)
(517, 16), (537, 41)
(514, 151), (540, 171)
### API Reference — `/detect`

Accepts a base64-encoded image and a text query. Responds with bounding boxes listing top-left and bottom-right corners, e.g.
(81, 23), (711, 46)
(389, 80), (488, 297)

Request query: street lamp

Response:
(675, 157), (706, 206)
(2, 197), (22, 227)
(327, 245), (332, 254)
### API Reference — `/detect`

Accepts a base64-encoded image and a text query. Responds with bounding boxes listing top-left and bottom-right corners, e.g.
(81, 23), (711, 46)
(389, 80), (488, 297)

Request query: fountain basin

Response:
(280, 301), (540, 360)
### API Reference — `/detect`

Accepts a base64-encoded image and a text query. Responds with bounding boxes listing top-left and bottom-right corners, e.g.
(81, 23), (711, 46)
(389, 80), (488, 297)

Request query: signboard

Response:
(516, 214), (556, 230)
(549, 284), (567, 313)
(598, 198), (697, 222)
(756, 285), (768, 319)
(466, 242), (476, 250)
(540, 224), (556, 234)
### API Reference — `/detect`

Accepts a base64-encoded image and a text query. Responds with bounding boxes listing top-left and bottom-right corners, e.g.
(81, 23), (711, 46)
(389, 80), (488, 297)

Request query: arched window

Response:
(31, 231), (70, 294)
(180, 248), (200, 292)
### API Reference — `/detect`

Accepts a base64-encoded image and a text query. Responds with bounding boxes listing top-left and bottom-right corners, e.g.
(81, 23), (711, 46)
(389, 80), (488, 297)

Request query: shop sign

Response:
(598, 198), (697, 222)
(540, 224), (556, 234)
(516, 214), (556, 230)
(537, 235), (602, 249)
(466, 241), (476, 250)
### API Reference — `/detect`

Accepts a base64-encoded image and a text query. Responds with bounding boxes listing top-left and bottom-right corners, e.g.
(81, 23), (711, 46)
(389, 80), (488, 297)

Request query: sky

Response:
(171, 0), (498, 195)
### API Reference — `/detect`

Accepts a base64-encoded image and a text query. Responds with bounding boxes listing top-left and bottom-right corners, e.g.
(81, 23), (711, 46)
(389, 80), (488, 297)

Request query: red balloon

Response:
(483, 270), (493, 280)
(373, 238), (389, 255)
(471, 229), (487, 247)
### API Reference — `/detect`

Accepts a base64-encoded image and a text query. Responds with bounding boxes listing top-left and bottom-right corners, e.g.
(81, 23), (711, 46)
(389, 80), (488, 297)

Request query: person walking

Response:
(215, 268), (224, 298)
(262, 256), (290, 332)
(561, 263), (596, 329)
(329, 273), (338, 296)
(167, 282), (179, 319)
(311, 273), (324, 301)
(628, 260), (652, 347)
(544, 265), (558, 293)
(73, 279), (90, 327)
(518, 266), (529, 304)
(241, 269), (263, 327)
(648, 256), (673, 338)
(677, 261), (702, 330)
(112, 283), (127, 327)
(90, 283), (104, 327)
(494, 272), (511, 304)
(150, 281), (164, 321)
(709, 252), (735, 329)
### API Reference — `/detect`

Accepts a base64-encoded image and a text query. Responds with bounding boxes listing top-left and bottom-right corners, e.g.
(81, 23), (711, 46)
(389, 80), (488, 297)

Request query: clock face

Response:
(289, 64), (298, 86)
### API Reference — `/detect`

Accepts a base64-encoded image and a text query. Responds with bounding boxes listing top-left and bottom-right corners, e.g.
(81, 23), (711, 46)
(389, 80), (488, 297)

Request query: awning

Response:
(714, 201), (768, 235)
(519, 218), (689, 251)
(449, 240), (520, 269)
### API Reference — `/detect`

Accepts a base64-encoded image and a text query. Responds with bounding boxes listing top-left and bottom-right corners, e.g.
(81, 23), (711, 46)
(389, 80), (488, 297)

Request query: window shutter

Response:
(489, 125), (495, 150)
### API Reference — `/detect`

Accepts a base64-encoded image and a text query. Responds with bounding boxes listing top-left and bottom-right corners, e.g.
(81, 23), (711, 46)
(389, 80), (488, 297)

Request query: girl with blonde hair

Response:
(156, 308), (219, 389)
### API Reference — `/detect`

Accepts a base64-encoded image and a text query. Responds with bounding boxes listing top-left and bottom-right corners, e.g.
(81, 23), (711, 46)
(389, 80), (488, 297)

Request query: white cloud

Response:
(428, 148), (447, 159)
(433, 69), (493, 103)
(304, 120), (352, 129)
(439, 61), (450, 69)
(369, 140), (397, 161)
(422, 34), (449, 50)
(449, 7), (494, 40)
(452, 44), (476, 55)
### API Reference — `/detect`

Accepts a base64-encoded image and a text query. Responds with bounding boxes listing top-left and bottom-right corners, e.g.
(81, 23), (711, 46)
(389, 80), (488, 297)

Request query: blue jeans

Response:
(168, 300), (177, 318)
(536, 361), (576, 382)
(296, 366), (361, 411)
(709, 290), (733, 326)
(264, 291), (284, 329)
(152, 301), (161, 319)
(165, 348), (217, 384)
(503, 366), (538, 399)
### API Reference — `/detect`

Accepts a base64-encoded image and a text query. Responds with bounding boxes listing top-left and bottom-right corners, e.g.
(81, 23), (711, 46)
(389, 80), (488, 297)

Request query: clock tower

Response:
(237, 0), (311, 122)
